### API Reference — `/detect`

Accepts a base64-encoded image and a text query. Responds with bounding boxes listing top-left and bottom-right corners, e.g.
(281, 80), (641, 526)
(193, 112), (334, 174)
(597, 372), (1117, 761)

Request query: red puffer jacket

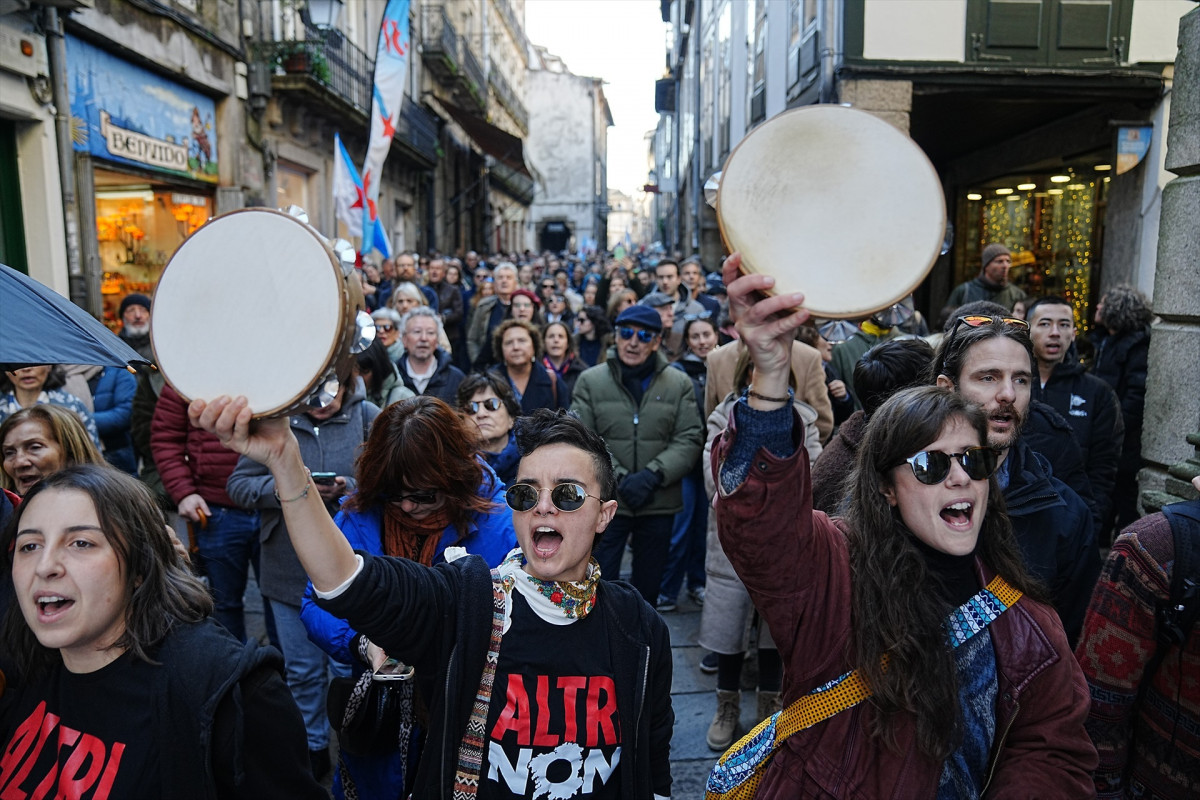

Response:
(712, 406), (1097, 799)
(150, 384), (241, 507)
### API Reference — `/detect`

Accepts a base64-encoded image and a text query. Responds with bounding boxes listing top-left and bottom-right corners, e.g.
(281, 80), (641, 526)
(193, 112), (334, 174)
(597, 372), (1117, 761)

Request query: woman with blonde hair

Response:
(0, 404), (104, 496)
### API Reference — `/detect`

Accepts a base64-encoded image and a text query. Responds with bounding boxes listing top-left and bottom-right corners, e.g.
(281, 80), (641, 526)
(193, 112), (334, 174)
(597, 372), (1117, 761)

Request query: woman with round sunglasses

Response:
(456, 371), (521, 486)
(705, 255), (1096, 798)
(188, 398), (673, 798)
(297, 396), (516, 799)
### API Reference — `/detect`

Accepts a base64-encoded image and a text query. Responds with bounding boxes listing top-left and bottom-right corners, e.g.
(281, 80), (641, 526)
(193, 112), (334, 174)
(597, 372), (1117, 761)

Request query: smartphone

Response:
(374, 657), (414, 681)
(311, 472), (338, 486)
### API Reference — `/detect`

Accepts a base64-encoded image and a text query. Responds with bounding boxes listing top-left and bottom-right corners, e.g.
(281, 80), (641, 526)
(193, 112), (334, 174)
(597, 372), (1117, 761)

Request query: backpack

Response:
(1138, 499), (1200, 699)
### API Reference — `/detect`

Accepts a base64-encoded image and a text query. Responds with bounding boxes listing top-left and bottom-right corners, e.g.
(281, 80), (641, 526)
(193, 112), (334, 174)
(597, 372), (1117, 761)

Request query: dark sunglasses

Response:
(940, 314), (1030, 373)
(389, 489), (439, 506)
(505, 483), (601, 513)
(618, 326), (657, 343)
(900, 447), (999, 485)
(375, 323), (396, 333)
(465, 397), (503, 414)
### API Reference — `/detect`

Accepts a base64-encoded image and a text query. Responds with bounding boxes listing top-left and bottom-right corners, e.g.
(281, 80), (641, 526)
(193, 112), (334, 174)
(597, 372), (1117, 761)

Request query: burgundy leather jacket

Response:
(712, 406), (1097, 799)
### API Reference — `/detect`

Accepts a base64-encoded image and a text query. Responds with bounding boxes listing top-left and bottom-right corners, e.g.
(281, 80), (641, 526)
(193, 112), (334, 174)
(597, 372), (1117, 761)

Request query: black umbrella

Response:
(0, 263), (151, 371)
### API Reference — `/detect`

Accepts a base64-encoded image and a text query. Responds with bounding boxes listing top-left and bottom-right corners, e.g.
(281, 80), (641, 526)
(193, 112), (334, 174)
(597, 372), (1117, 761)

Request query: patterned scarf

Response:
(382, 506), (450, 565)
(494, 547), (601, 630)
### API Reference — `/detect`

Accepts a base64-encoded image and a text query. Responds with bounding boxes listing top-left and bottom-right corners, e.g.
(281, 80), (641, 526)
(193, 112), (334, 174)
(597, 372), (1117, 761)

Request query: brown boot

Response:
(707, 689), (741, 751)
(756, 690), (782, 722)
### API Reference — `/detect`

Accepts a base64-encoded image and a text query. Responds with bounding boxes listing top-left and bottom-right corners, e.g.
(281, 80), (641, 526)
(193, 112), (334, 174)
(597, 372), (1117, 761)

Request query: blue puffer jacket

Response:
(89, 366), (137, 474)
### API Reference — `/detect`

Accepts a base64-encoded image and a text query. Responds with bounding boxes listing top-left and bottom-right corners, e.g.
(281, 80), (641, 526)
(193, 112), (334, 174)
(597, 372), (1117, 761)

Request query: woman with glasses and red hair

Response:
(298, 395), (516, 799)
(704, 254), (1095, 798)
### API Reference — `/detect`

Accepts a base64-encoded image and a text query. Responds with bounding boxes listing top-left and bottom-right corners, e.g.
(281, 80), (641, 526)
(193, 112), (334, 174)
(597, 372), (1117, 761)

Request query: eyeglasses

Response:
(505, 482), (601, 513)
(388, 489), (439, 506)
(618, 326), (657, 343)
(465, 397), (502, 414)
(899, 447), (999, 485)
(940, 315), (1030, 374)
(375, 324), (396, 333)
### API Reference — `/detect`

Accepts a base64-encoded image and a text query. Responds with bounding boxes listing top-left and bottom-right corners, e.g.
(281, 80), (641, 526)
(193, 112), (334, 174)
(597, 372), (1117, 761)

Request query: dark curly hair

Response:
(1097, 285), (1152, 335)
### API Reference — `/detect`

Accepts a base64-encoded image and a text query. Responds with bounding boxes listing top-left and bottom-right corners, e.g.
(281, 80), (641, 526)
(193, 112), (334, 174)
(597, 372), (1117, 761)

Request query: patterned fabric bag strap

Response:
(451, 569), (508, 799)
(705, 574), (1022, 799)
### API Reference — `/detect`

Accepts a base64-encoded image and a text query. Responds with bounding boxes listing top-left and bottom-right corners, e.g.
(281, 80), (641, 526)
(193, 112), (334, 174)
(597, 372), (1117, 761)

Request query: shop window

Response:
(957, 167), (1112, 330)
(93, 171), (212, 330)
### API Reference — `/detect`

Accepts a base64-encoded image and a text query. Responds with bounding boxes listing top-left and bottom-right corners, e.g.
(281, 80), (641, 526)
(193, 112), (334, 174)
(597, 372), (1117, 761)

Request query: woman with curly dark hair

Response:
(489, 319), (571, 414)
(2, 465), (324, 798)
(1091, 284), (1153, 537)
(299, 395), (515, 798)
(574, 304), (613, 367)
(705, 255), (1096, 798)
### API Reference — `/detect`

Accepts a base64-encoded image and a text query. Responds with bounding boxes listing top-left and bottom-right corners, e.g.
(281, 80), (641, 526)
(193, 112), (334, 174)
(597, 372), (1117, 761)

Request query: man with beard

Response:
(934, 313), (1099, 645)
(395, 252), (438, 310)
(118, 293), (154, 362)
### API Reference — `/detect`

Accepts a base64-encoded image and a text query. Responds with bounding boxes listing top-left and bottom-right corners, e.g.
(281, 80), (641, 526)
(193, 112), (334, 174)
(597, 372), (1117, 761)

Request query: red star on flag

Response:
(380, 112), (396, 140)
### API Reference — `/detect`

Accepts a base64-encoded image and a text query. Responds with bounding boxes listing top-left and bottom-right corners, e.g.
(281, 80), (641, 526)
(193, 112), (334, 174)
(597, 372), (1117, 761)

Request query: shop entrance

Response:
(93, 167), (212, 330)
(540, 220), (571, 254)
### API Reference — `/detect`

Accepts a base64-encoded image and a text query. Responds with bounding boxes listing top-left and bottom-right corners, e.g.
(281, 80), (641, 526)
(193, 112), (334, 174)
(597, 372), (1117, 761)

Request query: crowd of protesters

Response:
(1, 238), (1194, 800)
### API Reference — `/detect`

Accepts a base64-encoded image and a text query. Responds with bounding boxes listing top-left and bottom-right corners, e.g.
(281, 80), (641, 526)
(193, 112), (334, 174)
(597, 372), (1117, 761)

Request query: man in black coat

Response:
(397, 307), (464, 405)
(1026, 296), (1124, 529)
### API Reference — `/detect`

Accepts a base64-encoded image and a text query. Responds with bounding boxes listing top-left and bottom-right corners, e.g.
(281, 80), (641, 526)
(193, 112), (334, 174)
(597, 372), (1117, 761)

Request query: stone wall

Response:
(1141, 7), (1200, 495)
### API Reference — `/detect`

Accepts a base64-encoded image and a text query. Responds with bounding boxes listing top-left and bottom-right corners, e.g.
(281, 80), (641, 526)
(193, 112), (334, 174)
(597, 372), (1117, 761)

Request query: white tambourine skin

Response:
(717, 105), (946, 319)
(152, 208), (345, 417)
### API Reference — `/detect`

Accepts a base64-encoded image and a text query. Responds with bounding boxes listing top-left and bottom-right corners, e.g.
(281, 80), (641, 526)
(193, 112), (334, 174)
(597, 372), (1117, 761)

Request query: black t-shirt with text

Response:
(0, 651), (159, 799)
(480, 591), (622, 799)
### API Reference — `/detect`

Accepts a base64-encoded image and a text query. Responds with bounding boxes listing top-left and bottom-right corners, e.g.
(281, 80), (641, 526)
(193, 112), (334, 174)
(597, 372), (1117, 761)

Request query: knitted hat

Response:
(119, 293), (152, 317)
(614, 305), (663, 333)
(981, 244), (1011, 269)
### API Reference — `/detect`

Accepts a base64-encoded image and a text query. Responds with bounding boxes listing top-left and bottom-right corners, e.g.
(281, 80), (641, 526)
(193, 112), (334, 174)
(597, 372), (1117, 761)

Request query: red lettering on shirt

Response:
(532, 676), (558, 747)
(585, 677), (618, 747)
(492, 675), (531, 746)
(0, 704), (126, 800)
(557, 677), (587, 742)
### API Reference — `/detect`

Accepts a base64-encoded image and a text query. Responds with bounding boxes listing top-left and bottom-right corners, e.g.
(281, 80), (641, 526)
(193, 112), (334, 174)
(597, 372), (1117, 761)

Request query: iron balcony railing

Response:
(459, 37), (487, 108)
(421, 5), (459, 76)
(488, 65), (528, 132)
(494, 0), (530, 59)
(398, 104), (440, 166)
(490, 160), (534, 205)
(255, 31), (374, 115)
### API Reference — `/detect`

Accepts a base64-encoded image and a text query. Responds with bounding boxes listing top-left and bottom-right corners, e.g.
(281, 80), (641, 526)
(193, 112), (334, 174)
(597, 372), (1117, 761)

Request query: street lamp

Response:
(306, 0), (344, 30)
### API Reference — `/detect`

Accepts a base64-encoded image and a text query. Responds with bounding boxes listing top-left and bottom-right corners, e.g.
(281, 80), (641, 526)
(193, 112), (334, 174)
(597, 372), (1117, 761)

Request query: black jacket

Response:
(1033, 356), (1124, 526)
(316, 553), (674, 798)
(1003, 438), (1100, 646)
(491, 362), (572, 413)
(1090, 326), (1150, 472)
(399, 348), (466, 406)
(1022, 400), (1100, 532)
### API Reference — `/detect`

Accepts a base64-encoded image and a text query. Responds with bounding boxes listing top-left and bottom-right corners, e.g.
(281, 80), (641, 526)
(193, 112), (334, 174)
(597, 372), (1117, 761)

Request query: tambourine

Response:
(152, 207), (374, 418)
(716, 105), (945, 319)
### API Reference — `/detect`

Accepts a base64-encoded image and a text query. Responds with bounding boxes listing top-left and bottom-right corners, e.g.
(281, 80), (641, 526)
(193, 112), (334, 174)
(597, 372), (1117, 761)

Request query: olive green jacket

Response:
(571, 349), (704, 517)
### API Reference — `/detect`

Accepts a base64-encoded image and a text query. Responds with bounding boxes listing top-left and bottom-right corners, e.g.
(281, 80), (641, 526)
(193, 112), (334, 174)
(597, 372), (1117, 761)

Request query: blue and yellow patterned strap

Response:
(706, 575), (1021, 796)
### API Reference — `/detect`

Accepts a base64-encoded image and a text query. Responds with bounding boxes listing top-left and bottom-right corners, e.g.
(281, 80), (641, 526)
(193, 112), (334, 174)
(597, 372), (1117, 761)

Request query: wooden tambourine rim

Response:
(716, 105), (946, 319)
(152, 207), (348, 418)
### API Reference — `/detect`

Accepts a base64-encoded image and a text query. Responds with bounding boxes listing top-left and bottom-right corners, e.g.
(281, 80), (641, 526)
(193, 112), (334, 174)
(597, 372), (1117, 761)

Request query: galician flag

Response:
(333, 133), (391, 257)
(361, 0), (410, 256)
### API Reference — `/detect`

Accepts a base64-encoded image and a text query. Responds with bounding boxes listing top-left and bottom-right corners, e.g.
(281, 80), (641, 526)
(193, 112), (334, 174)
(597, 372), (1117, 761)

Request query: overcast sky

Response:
(524, 0), (665, 196)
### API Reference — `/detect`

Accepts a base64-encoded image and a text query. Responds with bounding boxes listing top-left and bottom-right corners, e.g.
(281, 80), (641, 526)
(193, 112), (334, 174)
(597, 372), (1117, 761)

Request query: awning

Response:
(440, 100), (532, 178)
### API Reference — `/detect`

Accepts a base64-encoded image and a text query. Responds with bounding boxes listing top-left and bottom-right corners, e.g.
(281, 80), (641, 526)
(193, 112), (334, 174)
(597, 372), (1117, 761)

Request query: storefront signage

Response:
(66, 35), (218, 183)
(1116, 126), (1152, 176)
